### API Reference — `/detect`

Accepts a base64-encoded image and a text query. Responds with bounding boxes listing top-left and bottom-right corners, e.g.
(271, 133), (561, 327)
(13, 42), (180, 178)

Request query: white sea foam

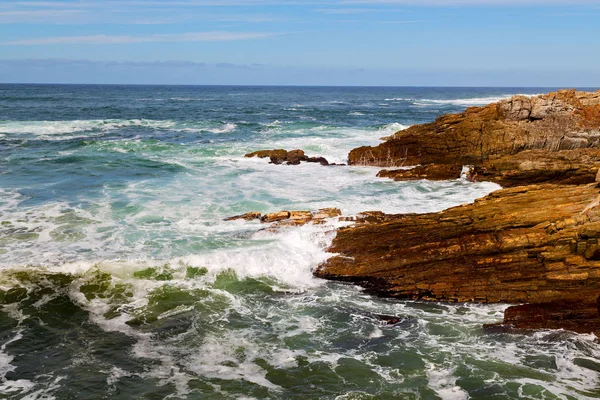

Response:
(384, 94), (544, 107)
(0, 119), (236, 137)
(206, 122), (237, 134)
(426, 365), (469, 400)
(255, 122), (409, 163)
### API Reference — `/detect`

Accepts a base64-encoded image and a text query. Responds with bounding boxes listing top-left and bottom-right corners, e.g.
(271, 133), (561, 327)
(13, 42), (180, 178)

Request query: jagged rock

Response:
(226, 208), (343, 227)
(286, 149), (307, 165)
(312, 208), (342, 219)
(315, 183), (600, 334)
(349, 90), (600, 186)
(261, 211), (290, 223)
(378, 165), (463, 181)
(486, 299), (600, 335)
(245, 149), (333, 166)
(470, 149), (600, 187)
(314, 90), (600, 336)
(306, 156), (329, 166)
(245, 149), (288, 160)
(224, 212), (262, 221)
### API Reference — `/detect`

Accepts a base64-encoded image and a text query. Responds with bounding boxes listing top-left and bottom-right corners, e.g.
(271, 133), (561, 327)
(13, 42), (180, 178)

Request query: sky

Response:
(0, 0), (599, 86)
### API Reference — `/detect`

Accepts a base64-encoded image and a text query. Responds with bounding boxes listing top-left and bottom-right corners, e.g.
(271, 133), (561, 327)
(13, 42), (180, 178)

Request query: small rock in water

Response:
(306, 156), (329, 166)
(245, 148), (334, 166)
(224, 211), (262, 221)
(261, 211), (291, 223)
(373, 314), (404, 325)
(225, 207), (344, 228)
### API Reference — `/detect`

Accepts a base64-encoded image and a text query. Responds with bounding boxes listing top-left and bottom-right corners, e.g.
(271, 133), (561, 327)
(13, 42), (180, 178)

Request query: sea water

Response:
(0, 84), (599, 399)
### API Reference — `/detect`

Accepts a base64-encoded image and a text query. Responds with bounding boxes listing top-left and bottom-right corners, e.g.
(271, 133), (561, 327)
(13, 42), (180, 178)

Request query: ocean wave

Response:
(378, 122), (409, 135)
(206, 123), (237, 134)
(386, 94), (543, 107)
(0, 119), (237, 136)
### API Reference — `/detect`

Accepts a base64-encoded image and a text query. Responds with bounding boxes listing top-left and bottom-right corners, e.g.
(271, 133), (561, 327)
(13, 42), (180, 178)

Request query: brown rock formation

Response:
(261, 211), (291, 223)
(316, 184), (600, 303)
(245, 149), (341, 166)
(350, 90), (600, 187)
(485, 299), (600, 335)
(224, 211), (262, 221)
(224, 208), (342, 227)
(378, 165), (464, 181)
(316, 182), (600, 334)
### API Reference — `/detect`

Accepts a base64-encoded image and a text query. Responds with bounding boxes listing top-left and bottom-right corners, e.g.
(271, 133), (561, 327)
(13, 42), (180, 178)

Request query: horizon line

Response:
(1, 82), (599, 90)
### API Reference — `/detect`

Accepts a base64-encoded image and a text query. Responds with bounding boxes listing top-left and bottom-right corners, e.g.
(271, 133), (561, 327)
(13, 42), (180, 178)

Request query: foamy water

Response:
(0, 84), (597, 399)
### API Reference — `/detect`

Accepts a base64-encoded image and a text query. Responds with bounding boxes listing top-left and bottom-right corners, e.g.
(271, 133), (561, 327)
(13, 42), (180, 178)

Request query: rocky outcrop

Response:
(245, 149), (342, 166)
(315, 183), (600, 334)
(352, 90), (600, 187)
(314, 91), (600, 336)
(486, 299), (600, 335)
(377, 165), (464, 181)
(225, 208), (342, 227)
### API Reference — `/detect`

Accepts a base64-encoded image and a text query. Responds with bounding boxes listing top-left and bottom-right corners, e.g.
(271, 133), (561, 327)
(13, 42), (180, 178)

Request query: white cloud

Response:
(1, 32), (280, 46)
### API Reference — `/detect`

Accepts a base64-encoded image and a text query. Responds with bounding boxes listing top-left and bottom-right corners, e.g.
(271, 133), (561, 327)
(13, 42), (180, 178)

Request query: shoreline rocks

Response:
(350, 89), (600, 187)
(245, 149), (344, 166)
(316, 90), (600, 336)
(225, 208), (342, 227)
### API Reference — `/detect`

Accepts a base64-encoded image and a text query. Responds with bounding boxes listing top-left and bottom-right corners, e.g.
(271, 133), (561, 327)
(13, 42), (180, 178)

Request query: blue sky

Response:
(0, 0), (599, 86)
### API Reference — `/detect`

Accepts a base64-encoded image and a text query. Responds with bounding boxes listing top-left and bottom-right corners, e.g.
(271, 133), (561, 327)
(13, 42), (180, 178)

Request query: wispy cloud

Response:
(314, 8), (380, 14)
(380, 19), (423, 23)
(9, 0), (322, 7)
(339, 0), (600, 4)
(0, 9), (84, 23)
(1, 31), (281, 46)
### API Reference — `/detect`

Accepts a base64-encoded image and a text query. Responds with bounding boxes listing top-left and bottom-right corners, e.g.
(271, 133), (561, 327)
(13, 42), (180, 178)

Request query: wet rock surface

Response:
(245, 149), (344, 166)
(350, 89), (600, 187)
(225, 208), (342, 227)
(317, 90), (600, 336)
(316, 184), (600, 334)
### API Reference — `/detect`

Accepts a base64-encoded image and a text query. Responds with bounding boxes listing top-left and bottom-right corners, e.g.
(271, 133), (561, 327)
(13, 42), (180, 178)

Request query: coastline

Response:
(315, 89), (600, 335)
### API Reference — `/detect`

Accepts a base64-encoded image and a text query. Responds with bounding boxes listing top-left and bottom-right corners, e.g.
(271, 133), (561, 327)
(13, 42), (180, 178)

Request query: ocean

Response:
(0, 84), (599, 399)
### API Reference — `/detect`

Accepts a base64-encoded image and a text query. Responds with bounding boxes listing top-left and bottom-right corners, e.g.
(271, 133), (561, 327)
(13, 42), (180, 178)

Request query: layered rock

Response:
(315, 183), (600, 334)
(225, 208), (342, 227)
(314, 90), (600, 335)
(354, 90), (600, 187)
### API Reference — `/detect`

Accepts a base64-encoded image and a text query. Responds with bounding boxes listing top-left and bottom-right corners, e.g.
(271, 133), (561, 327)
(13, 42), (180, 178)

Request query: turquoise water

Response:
(0, 85), (599, 399)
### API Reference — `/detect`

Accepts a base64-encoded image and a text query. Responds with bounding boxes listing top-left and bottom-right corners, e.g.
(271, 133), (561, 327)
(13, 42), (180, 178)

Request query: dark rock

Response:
(306, 156), (330, 166)
(245, 148), (332, 167)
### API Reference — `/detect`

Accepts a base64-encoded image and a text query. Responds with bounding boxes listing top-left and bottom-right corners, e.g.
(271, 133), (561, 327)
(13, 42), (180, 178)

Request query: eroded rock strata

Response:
(317, 90), (600, 335)
(316, 184), (600, 334)
(354, 89), (600, 187)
